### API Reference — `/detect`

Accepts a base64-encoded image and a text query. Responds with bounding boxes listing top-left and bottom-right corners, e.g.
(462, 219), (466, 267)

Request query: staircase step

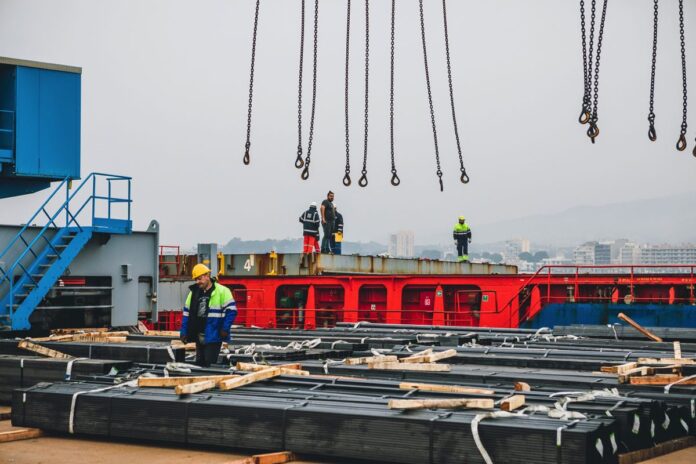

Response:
(5, 304), (19, 309)
(47, 254), (59, 259)
(14, 293), (29, 299)
(55, 244), (68, 249)
(30, 274), (43, 280)
(23, 283), (37, 289)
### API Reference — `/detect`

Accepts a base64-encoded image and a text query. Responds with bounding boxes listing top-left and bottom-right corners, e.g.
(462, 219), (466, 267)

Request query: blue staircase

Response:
(0, 173), (132, 331)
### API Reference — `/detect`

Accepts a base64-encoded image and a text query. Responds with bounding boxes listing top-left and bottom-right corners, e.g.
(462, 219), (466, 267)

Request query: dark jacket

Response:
(300, 206), (320, 238)
(335, 212), (344, 234)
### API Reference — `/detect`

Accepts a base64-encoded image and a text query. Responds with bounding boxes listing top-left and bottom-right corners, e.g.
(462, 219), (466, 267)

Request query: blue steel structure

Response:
(0, 173), (132, 331)
(0, 57), (81, 198)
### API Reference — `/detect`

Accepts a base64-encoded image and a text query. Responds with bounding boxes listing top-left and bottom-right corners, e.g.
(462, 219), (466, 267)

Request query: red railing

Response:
(159, 245), (182, 277)
(503, 264), (696, 326)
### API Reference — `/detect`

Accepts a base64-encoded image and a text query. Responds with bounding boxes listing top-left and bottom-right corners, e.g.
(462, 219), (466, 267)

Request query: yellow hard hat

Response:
(458, 216), (465, 221)
(192, 263), (211, 280)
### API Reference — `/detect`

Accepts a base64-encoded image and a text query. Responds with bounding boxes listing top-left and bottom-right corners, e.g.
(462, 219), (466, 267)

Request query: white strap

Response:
(471, 411), (518, 464)
(166, 345), (175, 362)
(664, 374), (696, 394)
(68, 380), (137, 434)
(65, 358), (88, 381)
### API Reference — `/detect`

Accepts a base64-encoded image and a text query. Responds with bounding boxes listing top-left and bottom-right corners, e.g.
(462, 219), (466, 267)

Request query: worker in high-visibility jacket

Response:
(180, 263), (237, 367)
(453, 216), (472, 262)
(330, 204), (344, 255)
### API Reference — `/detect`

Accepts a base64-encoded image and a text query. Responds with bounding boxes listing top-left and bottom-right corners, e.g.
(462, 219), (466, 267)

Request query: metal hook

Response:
(343, 173), (352, 186)
(578, 108), (591, 125)
(676, 134), (687, 152)
(692, 143), (696, 158)
(586, 123), (599, 143)
(438, 177), (443, 192)
(295, 148), (305, 169)
(648, 125), (657, 142)
(300, 165), (310, 180)
(358, 172), (368, 187)
(460, 169), (470, 184)
(390, 171), (400, 186)
(243, 143), (251, 165)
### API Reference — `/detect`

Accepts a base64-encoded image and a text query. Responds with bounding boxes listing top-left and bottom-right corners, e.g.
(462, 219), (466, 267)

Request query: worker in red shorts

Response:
(299, 202), (321, 254)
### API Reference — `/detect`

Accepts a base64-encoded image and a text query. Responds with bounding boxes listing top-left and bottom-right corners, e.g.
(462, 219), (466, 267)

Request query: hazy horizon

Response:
(1, 0), (695, 248)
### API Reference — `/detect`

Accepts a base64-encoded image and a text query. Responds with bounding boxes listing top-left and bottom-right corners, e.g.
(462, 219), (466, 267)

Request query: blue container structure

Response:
(0, 57), (81, 198)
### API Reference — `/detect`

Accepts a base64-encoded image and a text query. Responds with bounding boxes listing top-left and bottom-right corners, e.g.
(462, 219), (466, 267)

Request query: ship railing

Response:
(503, 264), (696, 327)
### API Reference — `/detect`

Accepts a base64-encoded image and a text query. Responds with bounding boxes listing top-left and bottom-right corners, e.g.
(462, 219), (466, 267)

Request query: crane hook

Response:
(301, 165), (310, 180)
(587, 122), (600, 143)
(295, 148), (304, 169)
(676, 134), (687, 152)
(578, 108), (591, 125)
(648, 124), (657, 142)
(243, 142), (251, 165)
(343, 173), (352, 186)
(460, 169), (470, 184)
(390, 170), (400, 186)
(358, 171), (368, 187)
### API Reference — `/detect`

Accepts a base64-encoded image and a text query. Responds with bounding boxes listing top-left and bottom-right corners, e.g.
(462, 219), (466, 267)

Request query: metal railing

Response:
(502, 264), (696, 327)
(0, 173), (132, 320)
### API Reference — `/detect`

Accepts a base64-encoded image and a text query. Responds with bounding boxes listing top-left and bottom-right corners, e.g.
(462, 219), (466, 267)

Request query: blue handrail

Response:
(1, 172), (132, 318)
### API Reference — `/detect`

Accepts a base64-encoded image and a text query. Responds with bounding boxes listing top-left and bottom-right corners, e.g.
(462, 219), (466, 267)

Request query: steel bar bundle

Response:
(0, 339), (185, 363)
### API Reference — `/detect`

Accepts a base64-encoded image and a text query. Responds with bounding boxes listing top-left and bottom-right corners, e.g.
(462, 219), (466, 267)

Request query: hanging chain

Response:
(243, 0), (261, 165)
(295, 0), (306, 168)
(442, 0), (469, 184)
(301, 0), (319, 180)
(358, 0), (369, 187)
(587, 0), (607, 144)
(647, 0), (658, 142)
(343, 0), (352, 186)
(677, 0), (688, 152)
(578, 0), (591, 125)
(389, 0), (400, 186)
(419, 0), (443, 191)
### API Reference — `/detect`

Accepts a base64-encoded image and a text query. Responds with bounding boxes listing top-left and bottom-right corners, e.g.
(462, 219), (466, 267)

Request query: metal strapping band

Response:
(68, 380), (137, 434)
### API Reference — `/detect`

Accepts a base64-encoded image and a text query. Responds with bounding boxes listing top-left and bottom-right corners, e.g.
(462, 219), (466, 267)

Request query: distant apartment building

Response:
(573, 241), (611, 265)
(618, 242), (641, 264)
(388, 231), (415, 258)
(504, 238), (530, 261)
(638, 244), (696, 265)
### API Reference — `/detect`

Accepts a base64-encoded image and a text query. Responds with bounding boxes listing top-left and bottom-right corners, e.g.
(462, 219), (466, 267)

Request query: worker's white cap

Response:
(311, 201), (317, 207)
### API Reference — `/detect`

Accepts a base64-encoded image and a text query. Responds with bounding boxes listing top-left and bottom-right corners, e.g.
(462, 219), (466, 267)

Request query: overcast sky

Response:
(1, 0), (695, 247)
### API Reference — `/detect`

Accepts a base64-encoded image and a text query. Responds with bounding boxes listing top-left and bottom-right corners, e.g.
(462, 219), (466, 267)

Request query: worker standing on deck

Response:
(180, 264), (237, 367)
(453, 216), (472, 262)
(320, 191), (336, 254)
(299, 201), (321, 254)
(331, 204), (344, 255)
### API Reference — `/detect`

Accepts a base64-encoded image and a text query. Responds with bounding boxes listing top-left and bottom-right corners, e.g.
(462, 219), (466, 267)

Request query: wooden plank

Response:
(638, 357), (695, 365)
(500, 395), (526, 412)
(222, 451), (297, 464)
(143, 329), (180, 337)
(0, 407), (11, 421)
(170, 340), (196, 350)
(0, 428), (44, 443)
(278, 368), (310, 376)
(28, 334), (76, 342)
(236, 362), (302, 372)
(400, 348), (434, 364)
(618, 312), (663, 342)
(388, 398), (494, 410)
(17, 340), (72, 359)
(344, 355), (398, 365)
(399, 382), (494, 395)
(617, 436), (696, 464)
(138, 375), (238, 388)
(368, 361), (450, 372)
(71, 335), (128, 343)
(514, 382), (531, 392)
(629, 374), (696, 386)
(423, 349), (458, 363)
(219, 368), (282, 391)
(51, 327), (109, 334)
(674, 341), (682, 360)
(175, 379), (220, 395)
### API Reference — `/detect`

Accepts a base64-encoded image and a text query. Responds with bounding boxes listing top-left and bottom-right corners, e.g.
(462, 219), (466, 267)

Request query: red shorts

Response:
(303, 235), (319, 253)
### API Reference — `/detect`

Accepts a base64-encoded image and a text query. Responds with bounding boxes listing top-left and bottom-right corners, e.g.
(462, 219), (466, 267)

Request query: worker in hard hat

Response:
(180, 263), (237, 367)
(299, 201), (321, 254)
(453, 216), (472, 262)
(330, 204), (344, 255)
